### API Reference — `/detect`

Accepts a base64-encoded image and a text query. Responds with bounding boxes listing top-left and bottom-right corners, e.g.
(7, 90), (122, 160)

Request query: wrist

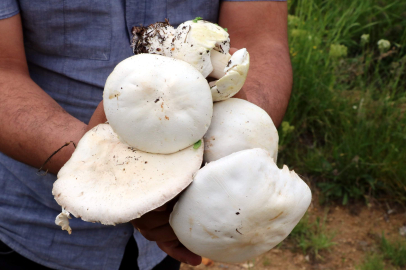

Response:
(40, 121), (87, 175)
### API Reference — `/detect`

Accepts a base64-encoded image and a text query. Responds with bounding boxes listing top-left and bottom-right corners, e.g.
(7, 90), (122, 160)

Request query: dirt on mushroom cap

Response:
(170, 148), (311, 263)
(53, 124), (204, 226)
(103, 54), (213, 154)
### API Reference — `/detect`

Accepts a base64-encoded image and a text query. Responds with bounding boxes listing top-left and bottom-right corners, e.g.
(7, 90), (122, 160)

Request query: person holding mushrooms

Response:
(0, 0), (292, 269)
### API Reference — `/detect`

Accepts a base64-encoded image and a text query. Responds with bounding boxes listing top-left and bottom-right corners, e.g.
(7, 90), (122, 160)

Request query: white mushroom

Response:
(103, 54), (213, 154)
(171, 20), (230, 78)
(133, 19), (230, 78)
(131, 19), (249, 101)
(209, 49), (250, 101)
(204, 98), (278, 163)
(170, 148), (312, 263)
(55, 207), (72, 234)
(53, 124), (204, 231)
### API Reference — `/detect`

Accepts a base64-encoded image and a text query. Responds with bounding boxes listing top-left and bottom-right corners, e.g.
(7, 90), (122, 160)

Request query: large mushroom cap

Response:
(204, 98), (278, 163)
(53, 124), (204, 226)
(170, 148), (312, 263)
(103, 54), (213, 154)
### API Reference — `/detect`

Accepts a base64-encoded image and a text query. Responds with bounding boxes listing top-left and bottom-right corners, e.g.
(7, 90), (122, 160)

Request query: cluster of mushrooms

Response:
(53, 19), (312, 263)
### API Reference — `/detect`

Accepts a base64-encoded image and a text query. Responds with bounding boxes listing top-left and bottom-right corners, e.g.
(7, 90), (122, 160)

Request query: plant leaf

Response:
(193, 140), (202, 149)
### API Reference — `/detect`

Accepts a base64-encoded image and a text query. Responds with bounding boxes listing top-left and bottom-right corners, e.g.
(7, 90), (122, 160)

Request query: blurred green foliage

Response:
(380, 234), (406, 267)
(288, 213), (336, 258)
(279, 0), (406, 203)
(356, 253), (386, 270)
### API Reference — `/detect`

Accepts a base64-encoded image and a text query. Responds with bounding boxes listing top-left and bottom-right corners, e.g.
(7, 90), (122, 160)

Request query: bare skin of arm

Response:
(219, 1), (292, 127)
(0, 14), (89, 174)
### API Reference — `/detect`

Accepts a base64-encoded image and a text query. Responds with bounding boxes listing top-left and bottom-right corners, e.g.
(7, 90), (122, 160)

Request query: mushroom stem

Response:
(209, 50), (231, 79)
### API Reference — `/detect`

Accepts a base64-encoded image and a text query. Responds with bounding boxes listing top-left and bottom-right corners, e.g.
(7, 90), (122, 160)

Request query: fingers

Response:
(157, 240), (202, 266)
(131, 211), (170, 231)
(131, 207), (178, 242)
(153, 205), (167, 212)
(139, 224), (177, 242)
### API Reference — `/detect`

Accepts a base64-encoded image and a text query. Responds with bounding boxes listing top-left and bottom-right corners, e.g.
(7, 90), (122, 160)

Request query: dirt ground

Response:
(180, 198), (406, 270)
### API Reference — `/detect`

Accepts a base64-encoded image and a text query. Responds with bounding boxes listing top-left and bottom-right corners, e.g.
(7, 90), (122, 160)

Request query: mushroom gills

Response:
(52, 124), (205, 230)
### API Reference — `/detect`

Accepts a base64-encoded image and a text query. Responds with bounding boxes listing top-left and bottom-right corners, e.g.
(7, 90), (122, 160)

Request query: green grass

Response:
(380, 234), (406, 267)
(356, 253), (386, 270)
(288, 213), (336, 258)
(279, 0), (406, 203)
(357, 234), (406, 269)
(262, 257), (270, 267)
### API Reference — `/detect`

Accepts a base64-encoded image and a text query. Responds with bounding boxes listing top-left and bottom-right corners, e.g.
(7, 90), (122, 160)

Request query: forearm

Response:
(0, 60), (87, 174)
(233, 40), (292, 127)
(219, 1), (292, 127)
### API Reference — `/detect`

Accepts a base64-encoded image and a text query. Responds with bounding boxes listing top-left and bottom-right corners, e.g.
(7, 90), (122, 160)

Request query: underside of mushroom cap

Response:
(170, 148), (312, 263)
(209, 48), (250, 102)
(53, 124), (204, 226)
(204, 98), (278, 163)
(103, 54), (213, 154)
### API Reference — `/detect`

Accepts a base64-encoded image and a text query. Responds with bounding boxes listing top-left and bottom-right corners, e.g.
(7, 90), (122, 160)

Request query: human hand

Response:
(131, 201), (202, 266)
(87, 101), (108, 131)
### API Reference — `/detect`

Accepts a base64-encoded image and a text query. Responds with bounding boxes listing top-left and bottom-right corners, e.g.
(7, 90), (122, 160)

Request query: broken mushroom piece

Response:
(204, 98), (278, 163)
(132, 20), (249, 102)
(170, 148), (312, 263)
(53, 124), (204, 232)
(171, 20), (230, 78)
(132, 19), (230, 78)
(209, 48), (250, 101)
(103, 54), (213, 154)
(55, 207), (72, 235)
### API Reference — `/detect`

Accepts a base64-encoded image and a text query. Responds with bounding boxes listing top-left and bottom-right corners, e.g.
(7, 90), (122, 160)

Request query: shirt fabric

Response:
(0, 0), (285, 269)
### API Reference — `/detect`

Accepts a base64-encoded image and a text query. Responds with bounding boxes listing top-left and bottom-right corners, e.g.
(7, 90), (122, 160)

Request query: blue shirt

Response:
(0, 0), (285, 269)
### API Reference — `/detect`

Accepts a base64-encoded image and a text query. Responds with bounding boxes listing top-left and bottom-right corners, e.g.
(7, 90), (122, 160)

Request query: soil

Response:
(180, 197), (406, 270)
